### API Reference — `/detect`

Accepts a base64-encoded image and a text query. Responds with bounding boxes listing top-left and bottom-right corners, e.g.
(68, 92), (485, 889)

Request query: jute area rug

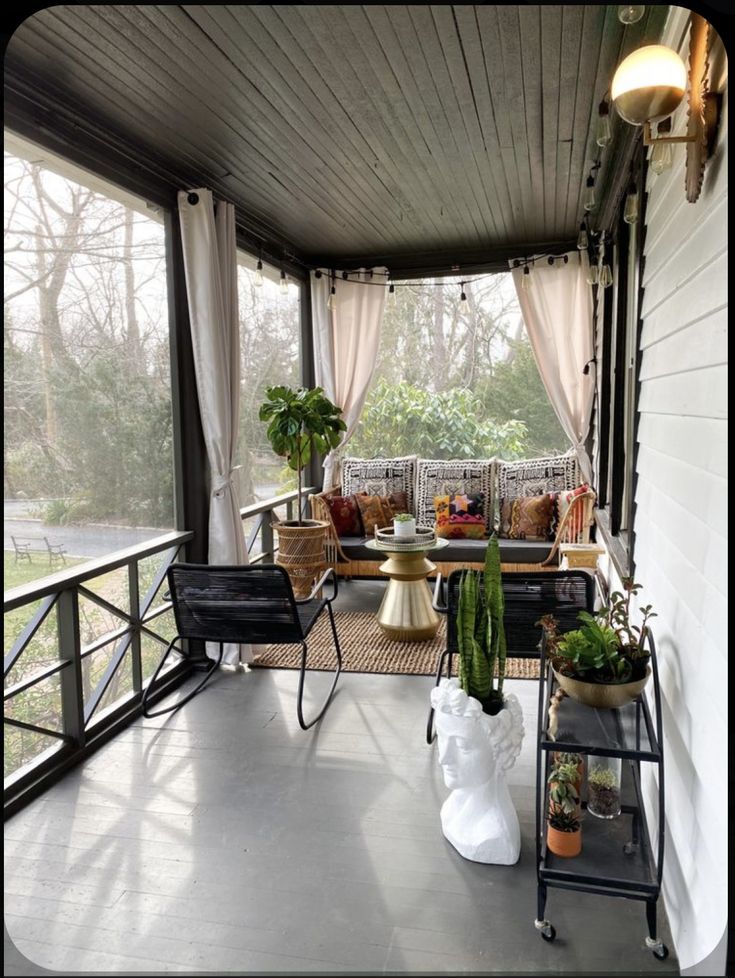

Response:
(251, 611), (540, 679)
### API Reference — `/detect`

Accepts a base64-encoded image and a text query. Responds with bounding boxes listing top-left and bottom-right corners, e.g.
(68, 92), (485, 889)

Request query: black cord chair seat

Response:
(141, 563), (342, 729)
(426, 569), (594, 743)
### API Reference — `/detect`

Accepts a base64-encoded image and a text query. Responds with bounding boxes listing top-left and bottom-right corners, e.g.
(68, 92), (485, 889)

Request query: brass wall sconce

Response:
(611, 14), (721, 202)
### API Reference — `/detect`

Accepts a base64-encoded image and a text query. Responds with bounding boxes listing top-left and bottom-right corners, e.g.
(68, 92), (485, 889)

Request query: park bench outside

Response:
(11, 535), (67, 567)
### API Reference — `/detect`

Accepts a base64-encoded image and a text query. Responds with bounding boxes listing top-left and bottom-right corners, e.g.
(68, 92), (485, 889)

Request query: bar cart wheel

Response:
(646, 938), (669, 961)
(534, 919), (556, 942)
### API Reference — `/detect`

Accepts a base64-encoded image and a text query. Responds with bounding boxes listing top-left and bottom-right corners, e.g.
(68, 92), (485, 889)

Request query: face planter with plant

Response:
(587, 758), (622, 819)
(546, 757), (582, 857)
(539, 580), (657, 708)
(259, 386), (346, 596)
(392, 511), (416, 539)
(456, 535), (508, 717)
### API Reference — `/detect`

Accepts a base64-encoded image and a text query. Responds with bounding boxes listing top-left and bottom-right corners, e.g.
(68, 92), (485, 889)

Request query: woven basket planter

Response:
(273, 519), (327, 598)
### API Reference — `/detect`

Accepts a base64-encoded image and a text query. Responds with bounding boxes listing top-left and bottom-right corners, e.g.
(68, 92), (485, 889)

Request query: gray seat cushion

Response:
(338, 537), (553, 564)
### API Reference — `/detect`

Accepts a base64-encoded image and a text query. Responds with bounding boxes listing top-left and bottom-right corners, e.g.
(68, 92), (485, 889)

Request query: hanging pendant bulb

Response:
(586, 263), (599, 286)
(279, 269), (288, 294)
(596, 100), (612, 148)
(460, 282), (467, 301)
(577, 223), (589, 250)
(600, 263), (614, 288)
(521, 265), (532, 291)
(624, 183), (639, 224)
(650, 118), (673, 174)
(254, 257), (264, 287)
(618, 5), (645, 25)
(583, 176), (596, 212)
(388, 282), (395, 302)
(327, 279), (336, 311)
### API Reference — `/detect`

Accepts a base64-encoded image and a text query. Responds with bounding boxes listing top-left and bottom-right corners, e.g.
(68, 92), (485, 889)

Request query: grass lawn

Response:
(4, 550), (86, 591)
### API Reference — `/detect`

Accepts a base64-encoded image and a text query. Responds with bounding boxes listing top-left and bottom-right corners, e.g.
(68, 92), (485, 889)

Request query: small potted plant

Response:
(587, 758), (622, 819)
(393, 511), (416, 539)
(539, 579), (657, 708)
(546, 757), (582, 857)
(552, 751), (584, 794)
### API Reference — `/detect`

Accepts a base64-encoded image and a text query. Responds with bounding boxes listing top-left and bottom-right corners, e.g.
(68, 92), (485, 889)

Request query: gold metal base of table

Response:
(376, 551), (440, 642)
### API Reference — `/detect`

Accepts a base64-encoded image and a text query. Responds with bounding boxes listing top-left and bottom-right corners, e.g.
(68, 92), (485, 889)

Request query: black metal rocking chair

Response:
(426, 569), (595, 743)
(141, 563), (342, 729)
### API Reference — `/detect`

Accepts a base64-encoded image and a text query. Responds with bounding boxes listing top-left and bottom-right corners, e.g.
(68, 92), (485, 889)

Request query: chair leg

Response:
(425, 649), (453, 744)
(296, 604), (342, 731)
(142, 639), (223, 719)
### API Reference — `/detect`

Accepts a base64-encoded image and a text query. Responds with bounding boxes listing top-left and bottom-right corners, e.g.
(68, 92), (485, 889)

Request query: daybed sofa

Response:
(310, 451), (596, 578)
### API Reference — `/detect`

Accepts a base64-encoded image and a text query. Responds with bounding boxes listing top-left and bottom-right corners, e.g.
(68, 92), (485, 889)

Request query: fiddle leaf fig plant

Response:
(259, 386), (346, 525)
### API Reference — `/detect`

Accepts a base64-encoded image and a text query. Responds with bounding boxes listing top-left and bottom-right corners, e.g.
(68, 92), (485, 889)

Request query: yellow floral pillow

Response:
(433, 493), (486, 539)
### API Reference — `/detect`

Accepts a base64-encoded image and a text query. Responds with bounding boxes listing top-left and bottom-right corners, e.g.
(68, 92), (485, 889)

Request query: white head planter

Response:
(430, 678), (524, 865)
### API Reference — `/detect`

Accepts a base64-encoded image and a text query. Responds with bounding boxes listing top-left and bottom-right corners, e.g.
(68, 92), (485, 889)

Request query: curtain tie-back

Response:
(212, 465), (242, 497)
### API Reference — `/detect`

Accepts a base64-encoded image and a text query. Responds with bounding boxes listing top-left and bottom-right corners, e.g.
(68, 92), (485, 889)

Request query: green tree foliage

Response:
(350, 378), (528, 460)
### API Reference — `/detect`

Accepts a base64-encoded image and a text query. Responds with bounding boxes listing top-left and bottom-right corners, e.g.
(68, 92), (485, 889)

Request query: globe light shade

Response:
(612, 45), (687, 125)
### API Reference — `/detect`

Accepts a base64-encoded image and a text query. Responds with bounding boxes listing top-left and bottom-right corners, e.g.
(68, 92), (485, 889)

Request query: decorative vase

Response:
(430, 678), (525, 865)
(546, 823), (582, 858)
(587, 756), (622, 819)
(272, 519), (327, 598)
(551, 661), (651, 709)
(393, 516), (416, 538)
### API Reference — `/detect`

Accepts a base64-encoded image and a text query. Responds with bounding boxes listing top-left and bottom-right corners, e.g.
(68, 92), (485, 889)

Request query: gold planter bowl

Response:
(551, 661), (651, 709)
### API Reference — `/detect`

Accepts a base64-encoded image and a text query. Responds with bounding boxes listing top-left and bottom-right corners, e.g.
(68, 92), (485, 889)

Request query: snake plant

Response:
(456, 535), (507, 715)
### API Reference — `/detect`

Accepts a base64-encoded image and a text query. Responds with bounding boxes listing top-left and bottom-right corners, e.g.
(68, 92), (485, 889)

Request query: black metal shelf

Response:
(534, 633), (668, 960)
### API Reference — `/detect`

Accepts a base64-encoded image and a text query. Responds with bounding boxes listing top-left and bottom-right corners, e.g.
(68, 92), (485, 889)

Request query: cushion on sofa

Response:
(496, 451), (579, 501)
(324, 494), (363, 536)
(341, 455), (416, 513)
(416, 459), (495, 533)
(555, 483), (591, 540)
(499, 494), (556, 541)
(336, 536), (553, 564)
(354, 491), (409, 535)
(434, 492), (486, 539)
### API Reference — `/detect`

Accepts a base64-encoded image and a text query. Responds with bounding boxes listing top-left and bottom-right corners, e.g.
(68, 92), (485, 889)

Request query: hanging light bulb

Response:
(460, 282), (467, 301)
(521, 265), (532, 291)
(650, 118), (673, 174)
(618, 5), (645, 24)
(586, 263), (599, 286)
(279, 268), (288, 294)
(596, 99), (612, 148)
(600, 263), (614, 288)
(327, 274), (336, 311)
(624, 182), (639, 224)
(583, 175), (596, 212)
(254, 255), (264, 287)
(388, 281), (395, 302)
(577, 222), (589, 250)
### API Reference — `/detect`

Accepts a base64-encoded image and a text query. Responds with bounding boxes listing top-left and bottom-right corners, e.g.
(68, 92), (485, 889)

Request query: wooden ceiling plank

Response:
(449, 5), (515, 240)
(518, 6), (547, 237)
(555, 5), (584, 235)
(371, 4), (487, 248)
(540, 5), (562, 238)
(429, 5), (506, 242)
(404, 4), (490, 245)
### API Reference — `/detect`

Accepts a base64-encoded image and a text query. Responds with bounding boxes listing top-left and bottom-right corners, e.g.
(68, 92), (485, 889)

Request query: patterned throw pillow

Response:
(416, 459), (495, 533)
(324, 494), (363, 537)
(355, 491), (410, 535)
(434, 493), (486, 539)
(341, 456), (416, 513)
(496, 451), (579, 501)
(499, 494), (556, 541)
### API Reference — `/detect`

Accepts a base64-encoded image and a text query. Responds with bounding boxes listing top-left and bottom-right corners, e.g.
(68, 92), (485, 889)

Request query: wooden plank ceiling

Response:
(4, 5), (668, 273)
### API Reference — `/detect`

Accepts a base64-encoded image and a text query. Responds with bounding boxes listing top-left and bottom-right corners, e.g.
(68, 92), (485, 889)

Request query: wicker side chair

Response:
(142, 563), (342, 730)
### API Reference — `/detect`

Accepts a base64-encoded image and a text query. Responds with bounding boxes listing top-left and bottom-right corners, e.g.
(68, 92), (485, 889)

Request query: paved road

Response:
(4, 518), (170, 559)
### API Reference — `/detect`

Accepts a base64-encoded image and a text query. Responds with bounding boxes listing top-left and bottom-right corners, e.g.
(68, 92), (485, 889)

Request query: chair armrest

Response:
(432, 572), (448, 614)
(309, 492), (350, 564)
(295, 566), (338, 604)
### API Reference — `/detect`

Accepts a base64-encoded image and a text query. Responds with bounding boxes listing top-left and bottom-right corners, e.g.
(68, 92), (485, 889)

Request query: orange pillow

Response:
(355, 491), (409, 535)
(434, 493), (486, 539)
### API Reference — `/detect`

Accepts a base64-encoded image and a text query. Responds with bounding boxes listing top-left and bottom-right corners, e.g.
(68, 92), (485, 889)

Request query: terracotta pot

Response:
(551, 660), (651, 709)
(546, 823), (582, 858)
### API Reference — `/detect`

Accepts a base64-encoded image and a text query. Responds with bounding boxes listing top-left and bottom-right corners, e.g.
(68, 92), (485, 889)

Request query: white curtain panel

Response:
(312, 268), (387, 488)
(509, 251), (595, 483)
(178, 189), (250, 665)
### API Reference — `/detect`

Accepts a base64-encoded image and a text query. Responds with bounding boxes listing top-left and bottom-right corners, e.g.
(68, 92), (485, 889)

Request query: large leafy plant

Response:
(539, 579), (656, 685)
(456, 535), (507, 715)
(259, 386), (346, 524)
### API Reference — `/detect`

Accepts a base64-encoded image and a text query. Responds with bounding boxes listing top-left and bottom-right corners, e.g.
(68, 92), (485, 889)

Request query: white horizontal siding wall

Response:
(623, 10), (727, 974)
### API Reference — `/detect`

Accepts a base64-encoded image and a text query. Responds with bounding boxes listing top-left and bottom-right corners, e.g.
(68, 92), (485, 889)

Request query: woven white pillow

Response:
(496, 451), (579, 501)
(341, 456), (417, 515)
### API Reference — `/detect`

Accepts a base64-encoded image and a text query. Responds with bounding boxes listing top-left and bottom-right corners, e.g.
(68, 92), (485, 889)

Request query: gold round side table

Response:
(366, 538), (449, 642)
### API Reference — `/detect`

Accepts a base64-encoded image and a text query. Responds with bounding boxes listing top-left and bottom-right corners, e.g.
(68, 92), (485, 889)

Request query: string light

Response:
(586, 263), (599, 286)
(254, 246), (263, 287)
(326, 271), (336, 311)
(279, 268), (288, 294)
(650, 118), (673, 174)
(583, 175), (596, 211)
(596, 99), (612, 148)
(577, 222), (589, 250)
(460, 282), (467, 301)
(521, 265), (533, 291)
(618, 5), (645, 24)
(624, 180), (639, 224)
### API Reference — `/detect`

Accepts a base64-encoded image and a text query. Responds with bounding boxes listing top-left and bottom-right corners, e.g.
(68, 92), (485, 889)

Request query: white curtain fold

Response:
(178, 189), (249, 665)
(509, 251), (595, 483)
(311, 268), (387, 488)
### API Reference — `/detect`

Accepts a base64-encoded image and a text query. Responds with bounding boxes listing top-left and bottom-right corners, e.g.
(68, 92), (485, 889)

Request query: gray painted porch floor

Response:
(5, 584), (677, 975)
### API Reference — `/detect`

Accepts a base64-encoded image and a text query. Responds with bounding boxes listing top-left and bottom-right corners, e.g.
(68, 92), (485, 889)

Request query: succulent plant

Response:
(548, 805), (581, 833)
(547, 759), (580, 813)
(588, 766), (619, 789)
(393, 512), (414, 522)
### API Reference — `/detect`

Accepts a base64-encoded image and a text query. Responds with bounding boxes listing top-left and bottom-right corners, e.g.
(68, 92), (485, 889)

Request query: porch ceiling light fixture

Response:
(611, 14), (721, 202)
